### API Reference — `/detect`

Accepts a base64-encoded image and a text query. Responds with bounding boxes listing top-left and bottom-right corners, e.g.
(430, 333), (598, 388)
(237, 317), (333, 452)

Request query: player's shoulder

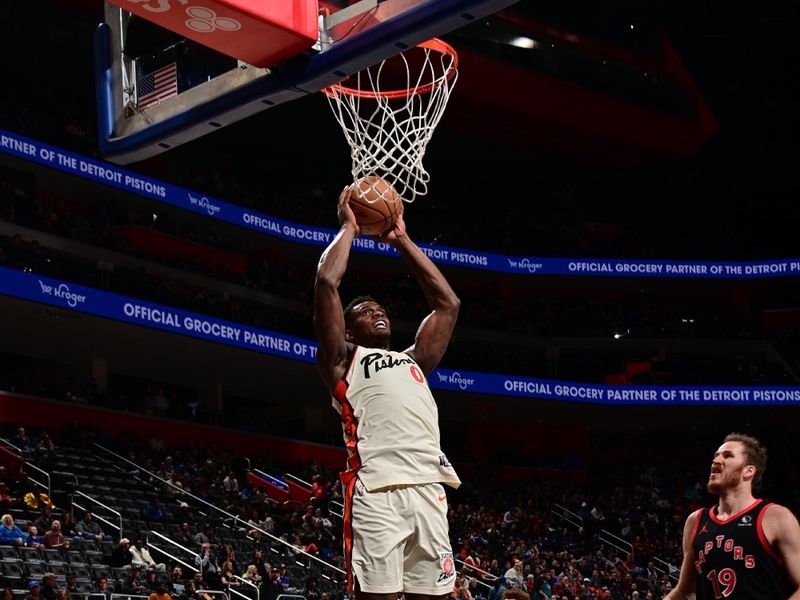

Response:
(761, 502), (798, 523)
(687, 507), (704, 524)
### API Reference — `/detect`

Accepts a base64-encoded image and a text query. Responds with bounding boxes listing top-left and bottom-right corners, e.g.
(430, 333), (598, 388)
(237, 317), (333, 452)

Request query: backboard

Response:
(96, 0), (521, 164)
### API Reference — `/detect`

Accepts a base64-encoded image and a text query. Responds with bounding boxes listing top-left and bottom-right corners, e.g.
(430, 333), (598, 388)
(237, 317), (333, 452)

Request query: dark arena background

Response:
(0, 1), (797, 600)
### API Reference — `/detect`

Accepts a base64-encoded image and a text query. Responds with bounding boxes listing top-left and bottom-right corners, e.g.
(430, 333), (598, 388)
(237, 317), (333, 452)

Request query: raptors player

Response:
(664, 433), (800, 599)
(314, 187), (461, 600)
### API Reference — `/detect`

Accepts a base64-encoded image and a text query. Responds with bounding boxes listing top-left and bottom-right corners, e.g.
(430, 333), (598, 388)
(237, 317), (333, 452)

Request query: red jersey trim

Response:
(342, 476), (357, 592)
(332, 346), (359, 406)
(690, 508), (704, 543)
(756, 502), (783, 565)
(709, 498), (762, 525)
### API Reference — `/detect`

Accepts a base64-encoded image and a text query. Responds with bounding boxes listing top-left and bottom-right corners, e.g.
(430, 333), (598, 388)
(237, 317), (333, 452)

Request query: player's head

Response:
(344, 295), (391, 348)
(708, 432), (767, 495)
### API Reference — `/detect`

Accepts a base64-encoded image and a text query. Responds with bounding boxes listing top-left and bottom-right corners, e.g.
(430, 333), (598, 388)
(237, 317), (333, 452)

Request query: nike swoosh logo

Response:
(438, 495), (447, 501)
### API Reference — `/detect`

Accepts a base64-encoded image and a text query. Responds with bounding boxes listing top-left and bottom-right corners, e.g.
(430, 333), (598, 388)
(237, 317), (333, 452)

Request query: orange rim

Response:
(323, 38), (458, 100)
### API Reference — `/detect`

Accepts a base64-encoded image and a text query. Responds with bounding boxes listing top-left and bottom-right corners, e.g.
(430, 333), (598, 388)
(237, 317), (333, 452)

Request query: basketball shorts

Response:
(343, 477), (456, 595)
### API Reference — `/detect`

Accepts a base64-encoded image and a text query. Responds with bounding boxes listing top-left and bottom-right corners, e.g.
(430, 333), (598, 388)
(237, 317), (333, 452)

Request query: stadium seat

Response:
(42, 548), (63, 563)
(23, 560), (47, 578)
(0, 558), (23, 580)
(84, 550), (103, 564)
(99, 541), (115, 558)
(68, 564), (91, 579)
(90, 564), (110, 580)
(48, 562), (68, 576)
(66, 550), (85, 563)
(17, 546), (41, 561)
(0, 547), (16, 560)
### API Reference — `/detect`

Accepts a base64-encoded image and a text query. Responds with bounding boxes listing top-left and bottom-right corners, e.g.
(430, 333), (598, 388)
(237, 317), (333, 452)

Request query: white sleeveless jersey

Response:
(331, 345), (461, 492)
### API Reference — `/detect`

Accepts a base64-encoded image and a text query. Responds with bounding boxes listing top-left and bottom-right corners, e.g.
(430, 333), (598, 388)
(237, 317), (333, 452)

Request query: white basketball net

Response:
(324, 39), (458, 203)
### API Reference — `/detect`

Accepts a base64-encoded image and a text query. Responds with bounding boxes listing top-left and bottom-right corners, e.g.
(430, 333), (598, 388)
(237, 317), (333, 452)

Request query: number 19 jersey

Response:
(692, 499), (787, 599)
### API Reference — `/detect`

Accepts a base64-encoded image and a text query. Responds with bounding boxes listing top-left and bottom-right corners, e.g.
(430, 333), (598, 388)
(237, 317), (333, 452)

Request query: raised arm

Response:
(314, 187), (359, 390)
(382, 215), (460, 374)
(663, 510), (699, 600)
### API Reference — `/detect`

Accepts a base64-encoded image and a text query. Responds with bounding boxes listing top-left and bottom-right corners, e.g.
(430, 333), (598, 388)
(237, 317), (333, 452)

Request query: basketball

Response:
(348, 176), (404, 236)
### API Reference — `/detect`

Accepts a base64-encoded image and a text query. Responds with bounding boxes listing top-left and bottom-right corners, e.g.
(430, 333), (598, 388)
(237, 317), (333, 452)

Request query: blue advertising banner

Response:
(2, 129), (800, 279)
(2, 266), (799, 405)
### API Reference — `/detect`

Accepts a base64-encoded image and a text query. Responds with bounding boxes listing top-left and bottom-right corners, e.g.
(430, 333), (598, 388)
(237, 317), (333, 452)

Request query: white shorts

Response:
(342, 476), (456, 595)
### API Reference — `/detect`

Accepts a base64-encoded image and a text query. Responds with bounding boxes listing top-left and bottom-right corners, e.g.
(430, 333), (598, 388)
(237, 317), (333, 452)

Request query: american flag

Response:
(137, 63), (178, 110)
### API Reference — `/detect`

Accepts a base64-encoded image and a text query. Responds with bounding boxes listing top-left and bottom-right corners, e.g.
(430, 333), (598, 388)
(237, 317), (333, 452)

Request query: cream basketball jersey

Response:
(331, 345), (461, 492)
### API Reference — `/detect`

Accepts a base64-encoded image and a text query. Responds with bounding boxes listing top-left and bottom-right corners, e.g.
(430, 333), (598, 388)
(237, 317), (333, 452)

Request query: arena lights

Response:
(511, 36), (539, 49)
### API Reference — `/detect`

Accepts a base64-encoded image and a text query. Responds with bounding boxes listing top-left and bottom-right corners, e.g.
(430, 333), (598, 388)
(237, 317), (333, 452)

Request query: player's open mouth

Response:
(374, 320), (387, 329)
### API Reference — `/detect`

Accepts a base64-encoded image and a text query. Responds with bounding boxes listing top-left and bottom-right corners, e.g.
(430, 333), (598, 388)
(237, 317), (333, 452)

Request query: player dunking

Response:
(314, 187), (461, 600)
(664, 433), (800, 599)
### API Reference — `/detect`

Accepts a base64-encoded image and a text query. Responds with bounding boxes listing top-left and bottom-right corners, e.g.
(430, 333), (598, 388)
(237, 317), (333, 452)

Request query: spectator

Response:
(26, 580), (41, 600)
(0, 513), (25, 545)
(143, 498), (168, 522)
(171, 567), (185, 596)
(145, 570), (160, 592)
(242, 565), (261, 585)
(2, 589), (11, 600)
(195, 543), (220, 589)
(154, 389), (169, 417)
(23, 525), (42, 548)
(42, 520), (67, 549)
(131, 539), (166, 571)
(193, 526), (212, 547)
(12, 427), (32, 449)
(260, 567), (283, 600)
(504, 561), (524, 589)
(40, 573), (57, 600)
(305, 577), (319, 600)
(121, 566), (148, 595)
(59, 512), (78, 538)
(219, 560), (239, 589)
(75, 511), (110, 542)
(65, 575), (79, 596)
(54, 591), (69, 600)
(150, 581), (172, 600)
(111, 538), (133, 568)
(33, 508), (53, 532)
(176, 522), (194, 547)
(222, 471), (239, 495)
(181, 581), (197, 600)
(92, 577), (110, 599)
(488, 577), (507, 600)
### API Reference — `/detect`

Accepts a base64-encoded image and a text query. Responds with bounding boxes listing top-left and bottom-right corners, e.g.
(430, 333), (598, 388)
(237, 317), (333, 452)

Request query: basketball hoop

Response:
(323, 38), (458, 203)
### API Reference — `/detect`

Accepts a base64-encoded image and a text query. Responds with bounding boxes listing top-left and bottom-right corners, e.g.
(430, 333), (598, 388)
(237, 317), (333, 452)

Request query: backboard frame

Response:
(95, 0), (521, 164)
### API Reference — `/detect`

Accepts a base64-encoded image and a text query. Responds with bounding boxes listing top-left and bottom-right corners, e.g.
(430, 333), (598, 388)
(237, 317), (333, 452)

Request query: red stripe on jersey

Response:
(710, 498), (763, 525)
(690, 508), (704, 543)
(756, 503), (783, 565)
(342, 476), (357, 592)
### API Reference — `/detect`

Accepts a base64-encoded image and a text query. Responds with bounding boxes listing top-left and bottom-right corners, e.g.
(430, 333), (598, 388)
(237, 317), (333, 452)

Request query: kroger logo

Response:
(39, 280), (87, 308)
(507, 257), (544, 273)
(188, 193), (222, 216)
(437, 371), (475, 391)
